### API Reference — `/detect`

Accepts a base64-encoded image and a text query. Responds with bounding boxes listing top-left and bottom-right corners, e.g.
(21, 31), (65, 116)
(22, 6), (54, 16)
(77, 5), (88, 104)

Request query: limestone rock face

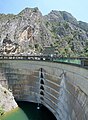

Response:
(44, 10), (88, 57)
(0, 7), (88, 57)
(0, 7), (52, 55)
(0, 84), (18, 115)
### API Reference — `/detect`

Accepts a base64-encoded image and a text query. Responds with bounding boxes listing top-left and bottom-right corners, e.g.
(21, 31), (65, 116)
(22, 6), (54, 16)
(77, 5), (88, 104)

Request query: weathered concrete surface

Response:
(0, 60), (88, 120)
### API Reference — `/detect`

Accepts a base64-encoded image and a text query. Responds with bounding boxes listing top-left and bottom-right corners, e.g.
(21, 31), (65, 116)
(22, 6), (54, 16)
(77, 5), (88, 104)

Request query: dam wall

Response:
(0, 60), (88, 120)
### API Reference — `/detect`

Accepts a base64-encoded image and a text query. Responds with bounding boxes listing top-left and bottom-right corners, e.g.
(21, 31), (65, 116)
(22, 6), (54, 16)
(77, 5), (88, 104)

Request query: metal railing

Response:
(0, 55), (88, 68)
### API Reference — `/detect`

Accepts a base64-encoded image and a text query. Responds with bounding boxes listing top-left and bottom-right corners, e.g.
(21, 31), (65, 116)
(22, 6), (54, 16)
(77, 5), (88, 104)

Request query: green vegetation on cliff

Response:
(0, 8), (88, 57)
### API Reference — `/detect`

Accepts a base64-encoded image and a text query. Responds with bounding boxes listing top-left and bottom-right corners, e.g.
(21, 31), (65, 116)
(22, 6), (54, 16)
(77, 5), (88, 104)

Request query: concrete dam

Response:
(0, 56), (88, 120)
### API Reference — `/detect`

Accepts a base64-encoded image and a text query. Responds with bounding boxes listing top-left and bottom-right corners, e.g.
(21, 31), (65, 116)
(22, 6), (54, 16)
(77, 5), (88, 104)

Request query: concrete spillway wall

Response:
(0, 60), (88, 120)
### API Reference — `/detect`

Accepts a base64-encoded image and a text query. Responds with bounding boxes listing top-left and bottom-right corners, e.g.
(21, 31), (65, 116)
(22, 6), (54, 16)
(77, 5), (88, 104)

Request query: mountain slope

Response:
(0, 7), (88, 57)
(0, 84), (18, 116)
(44, 10), (88, 57)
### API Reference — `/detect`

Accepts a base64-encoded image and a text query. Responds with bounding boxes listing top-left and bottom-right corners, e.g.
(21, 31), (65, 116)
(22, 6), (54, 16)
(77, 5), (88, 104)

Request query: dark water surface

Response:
(1, 101), (56, 120)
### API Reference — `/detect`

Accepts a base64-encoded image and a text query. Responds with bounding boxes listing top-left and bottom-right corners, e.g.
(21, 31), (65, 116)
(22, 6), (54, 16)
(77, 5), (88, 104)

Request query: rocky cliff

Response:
(0, 7), (88, 57)
(0, 84), (18, 116)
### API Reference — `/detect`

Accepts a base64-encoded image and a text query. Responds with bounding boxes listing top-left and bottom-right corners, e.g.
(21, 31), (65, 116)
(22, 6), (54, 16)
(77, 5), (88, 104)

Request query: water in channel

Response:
(1, 101), (56, 120)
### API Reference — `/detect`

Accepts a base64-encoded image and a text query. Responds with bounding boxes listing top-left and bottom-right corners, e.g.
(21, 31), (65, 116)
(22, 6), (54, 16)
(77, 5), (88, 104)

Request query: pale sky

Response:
(0, 0), (88, 23)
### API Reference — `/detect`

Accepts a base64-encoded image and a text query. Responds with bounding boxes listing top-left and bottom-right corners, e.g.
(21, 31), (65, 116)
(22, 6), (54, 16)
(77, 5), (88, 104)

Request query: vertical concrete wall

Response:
(0, 60), (88, 120)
